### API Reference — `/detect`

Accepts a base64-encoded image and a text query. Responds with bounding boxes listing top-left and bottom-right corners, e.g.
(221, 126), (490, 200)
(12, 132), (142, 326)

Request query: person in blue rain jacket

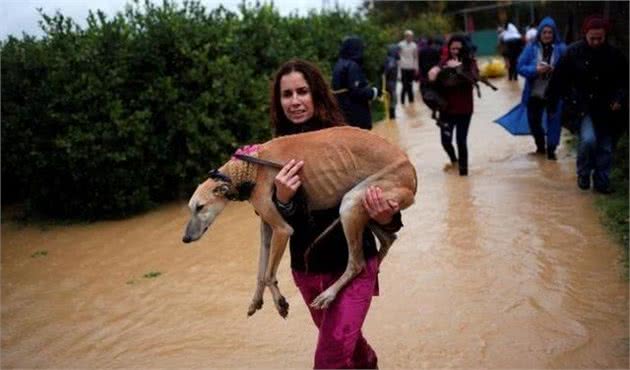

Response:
(495, 16), (566, 160)
(517, 16), (567, 159)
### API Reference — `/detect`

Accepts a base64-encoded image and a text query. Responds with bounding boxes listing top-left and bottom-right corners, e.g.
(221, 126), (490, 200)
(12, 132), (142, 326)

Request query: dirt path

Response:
(2, 78), (628, 369)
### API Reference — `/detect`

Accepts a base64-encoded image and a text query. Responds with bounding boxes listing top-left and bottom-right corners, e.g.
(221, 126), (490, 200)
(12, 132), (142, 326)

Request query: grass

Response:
(371, 97), (387, 123)
(594, 135), (629, 276)
(143, 271), (162, 279)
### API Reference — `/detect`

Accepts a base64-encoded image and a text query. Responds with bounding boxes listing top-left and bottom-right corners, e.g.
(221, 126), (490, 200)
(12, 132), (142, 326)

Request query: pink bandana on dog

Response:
(232, 144), (262, 159)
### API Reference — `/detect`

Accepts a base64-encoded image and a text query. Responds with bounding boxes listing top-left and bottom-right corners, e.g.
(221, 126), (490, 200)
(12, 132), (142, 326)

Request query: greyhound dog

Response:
(182, 126), (417, 318)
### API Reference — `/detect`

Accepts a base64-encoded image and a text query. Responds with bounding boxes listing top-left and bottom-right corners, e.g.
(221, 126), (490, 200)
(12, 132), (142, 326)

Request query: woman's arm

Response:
(517, 44), (538, 79)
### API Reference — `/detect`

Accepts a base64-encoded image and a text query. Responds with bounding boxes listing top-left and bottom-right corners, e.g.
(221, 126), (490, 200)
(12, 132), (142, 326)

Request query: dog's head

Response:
(182, 169), (233, 243)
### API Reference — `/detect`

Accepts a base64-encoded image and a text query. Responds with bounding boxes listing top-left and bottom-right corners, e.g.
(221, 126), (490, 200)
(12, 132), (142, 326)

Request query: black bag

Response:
(420, 84), (447, 112)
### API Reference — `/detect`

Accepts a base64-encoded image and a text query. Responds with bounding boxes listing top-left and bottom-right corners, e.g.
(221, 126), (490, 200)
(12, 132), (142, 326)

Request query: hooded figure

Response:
(495, 16), (567, 159)
(332, 36), (379, 129)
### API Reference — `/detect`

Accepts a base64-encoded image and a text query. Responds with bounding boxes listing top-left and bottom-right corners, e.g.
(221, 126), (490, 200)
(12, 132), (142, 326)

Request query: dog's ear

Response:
(212, 183), (231, 197)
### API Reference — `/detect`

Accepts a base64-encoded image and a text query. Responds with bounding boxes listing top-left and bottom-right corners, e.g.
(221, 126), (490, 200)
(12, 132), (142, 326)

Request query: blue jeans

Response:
(577, 115), (613, 189)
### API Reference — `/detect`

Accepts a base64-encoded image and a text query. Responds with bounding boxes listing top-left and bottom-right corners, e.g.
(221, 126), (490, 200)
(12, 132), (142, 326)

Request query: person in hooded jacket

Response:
(332, 35), (380, 130)
(382, 44), (400, 119)
(546, 15), (628, 193)
(517, 16), (567, 159)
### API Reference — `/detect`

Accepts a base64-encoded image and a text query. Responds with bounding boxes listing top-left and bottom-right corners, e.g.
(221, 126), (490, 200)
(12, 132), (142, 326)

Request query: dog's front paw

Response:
(310, 290), (337, 310)
(247, 299), (263, 317)
(275, 296), (289, 318)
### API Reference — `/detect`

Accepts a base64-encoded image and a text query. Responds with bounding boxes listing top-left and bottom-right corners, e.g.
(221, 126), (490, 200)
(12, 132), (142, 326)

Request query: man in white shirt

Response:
(398, 30), (418, 104)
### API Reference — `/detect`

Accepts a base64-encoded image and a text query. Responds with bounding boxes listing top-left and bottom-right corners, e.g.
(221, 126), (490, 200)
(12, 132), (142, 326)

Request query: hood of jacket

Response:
(339, 36), (365, 63)
(537, 16), (561, 44)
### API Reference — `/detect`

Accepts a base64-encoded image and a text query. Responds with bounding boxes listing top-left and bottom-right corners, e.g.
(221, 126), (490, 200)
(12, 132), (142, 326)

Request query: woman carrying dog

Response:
(429, 34), (480, 176)
(269, 58), (402, 369)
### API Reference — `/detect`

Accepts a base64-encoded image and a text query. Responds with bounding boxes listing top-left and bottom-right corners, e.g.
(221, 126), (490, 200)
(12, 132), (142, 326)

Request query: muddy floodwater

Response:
(2, 78), (628, 369)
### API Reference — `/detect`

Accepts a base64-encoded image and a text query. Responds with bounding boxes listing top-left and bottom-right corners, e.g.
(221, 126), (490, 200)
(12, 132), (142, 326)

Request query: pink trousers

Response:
(292, 257), (379, 369)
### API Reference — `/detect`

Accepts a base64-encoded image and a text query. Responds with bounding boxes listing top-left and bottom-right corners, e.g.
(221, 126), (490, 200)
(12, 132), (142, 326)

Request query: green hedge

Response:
(1, 0), (395, 219)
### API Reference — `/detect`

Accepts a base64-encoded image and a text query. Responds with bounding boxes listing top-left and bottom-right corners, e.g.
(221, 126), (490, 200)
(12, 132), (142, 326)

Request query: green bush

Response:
(1, 0), (397, 220)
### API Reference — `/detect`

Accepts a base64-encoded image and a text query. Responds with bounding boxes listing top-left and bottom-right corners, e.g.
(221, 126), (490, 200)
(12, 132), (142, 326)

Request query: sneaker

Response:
(577, 176), (590, 190)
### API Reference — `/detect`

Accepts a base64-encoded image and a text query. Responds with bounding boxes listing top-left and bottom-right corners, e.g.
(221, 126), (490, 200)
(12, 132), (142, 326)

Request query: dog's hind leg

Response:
(248, 220), (271, 317)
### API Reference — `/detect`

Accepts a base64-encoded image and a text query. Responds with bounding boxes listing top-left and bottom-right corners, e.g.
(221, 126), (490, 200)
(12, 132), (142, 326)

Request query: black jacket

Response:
(332, 36), (377, 130)
(418, 45), (441, 83)
(546, 39), (628, 136)
(273, 189), (402, 273)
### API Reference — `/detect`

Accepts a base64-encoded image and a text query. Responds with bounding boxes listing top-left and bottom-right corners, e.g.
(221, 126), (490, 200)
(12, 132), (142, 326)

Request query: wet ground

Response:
(2, 77), (628, 368)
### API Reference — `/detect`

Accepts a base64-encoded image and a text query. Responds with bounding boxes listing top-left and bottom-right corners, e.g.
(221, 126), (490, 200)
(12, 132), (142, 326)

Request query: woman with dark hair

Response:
(271, 59), (346, 136)
(429, 34), (480, 176)
(270, 58), (404, 368)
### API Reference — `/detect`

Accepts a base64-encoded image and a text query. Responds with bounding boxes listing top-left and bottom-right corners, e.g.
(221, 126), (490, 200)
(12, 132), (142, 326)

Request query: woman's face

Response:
(540, 26), (554, 44)
(449, 41), (463, 59)
(280, 71), (314, 125)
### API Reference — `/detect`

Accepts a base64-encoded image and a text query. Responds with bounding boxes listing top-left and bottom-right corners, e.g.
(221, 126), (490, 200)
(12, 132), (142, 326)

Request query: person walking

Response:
(525, 22), (538, 44)
(332, 36), (380, 129)
(429, 35), (480, 176)
(398, 29), (418, 105)
(383, 44), (400, 119)
(270, 58), (404, 368)
(516, 16), (567, 159)
(501, 23), (524, 81)
(546, 15), (628, 193)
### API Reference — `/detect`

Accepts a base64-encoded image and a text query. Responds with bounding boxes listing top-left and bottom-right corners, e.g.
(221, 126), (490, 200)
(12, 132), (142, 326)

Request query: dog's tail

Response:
(303, 217), (342, 272)
(303, 219), (397, 271)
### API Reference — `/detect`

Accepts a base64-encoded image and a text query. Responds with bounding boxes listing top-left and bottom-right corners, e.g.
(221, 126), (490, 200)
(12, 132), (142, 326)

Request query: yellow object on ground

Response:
(480, 58), (507, 78)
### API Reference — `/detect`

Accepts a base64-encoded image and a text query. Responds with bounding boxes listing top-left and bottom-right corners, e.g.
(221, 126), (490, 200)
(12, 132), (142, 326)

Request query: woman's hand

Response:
(362, 186), (400, 225)
(536, 62), (552, 75)
(274, 159), (304, 204)
(428, 66), (441, 82)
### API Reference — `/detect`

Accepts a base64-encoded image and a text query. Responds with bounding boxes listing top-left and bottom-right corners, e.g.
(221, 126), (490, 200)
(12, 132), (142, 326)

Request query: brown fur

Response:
(183, 126), (417, 317)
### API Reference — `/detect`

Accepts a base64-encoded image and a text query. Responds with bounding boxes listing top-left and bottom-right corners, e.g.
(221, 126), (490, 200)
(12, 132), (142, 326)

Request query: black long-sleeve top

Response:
(545, 39), (628, 136)
(273, 190), (402, 273)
